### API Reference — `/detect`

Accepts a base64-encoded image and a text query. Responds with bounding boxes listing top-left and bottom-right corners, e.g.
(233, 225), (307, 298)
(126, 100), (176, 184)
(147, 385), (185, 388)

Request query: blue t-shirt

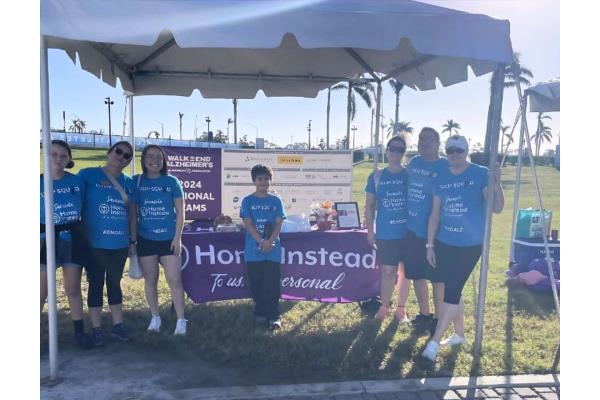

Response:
(40, 172), (84, 241)
(407, 156), (450, 238)
(240, 193), (286, 262)
(364, 168), (409, 240)
(134, 174), (184, 241)
(78, 167), (136, 249)
(433, 163), (489, 247)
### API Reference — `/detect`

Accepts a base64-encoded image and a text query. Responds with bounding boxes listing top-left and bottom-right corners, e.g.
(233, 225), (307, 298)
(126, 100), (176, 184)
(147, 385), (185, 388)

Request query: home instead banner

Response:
(181, 230), (380, 303)
(163, 147), (222, 219)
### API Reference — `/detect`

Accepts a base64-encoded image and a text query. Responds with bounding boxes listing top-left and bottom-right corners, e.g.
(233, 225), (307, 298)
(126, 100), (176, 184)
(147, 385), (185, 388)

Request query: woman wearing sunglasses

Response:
(421, 135), (504, 362)
(78, 141), (137, 346)
(134, 145), (187, 335)
(40, 140), (92, 349)
(365, 135), (412, 322)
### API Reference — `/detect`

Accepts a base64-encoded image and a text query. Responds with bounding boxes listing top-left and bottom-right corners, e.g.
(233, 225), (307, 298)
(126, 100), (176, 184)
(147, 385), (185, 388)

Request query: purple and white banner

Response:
(163, 147), (222, 219)
(181, 230), (380, 303)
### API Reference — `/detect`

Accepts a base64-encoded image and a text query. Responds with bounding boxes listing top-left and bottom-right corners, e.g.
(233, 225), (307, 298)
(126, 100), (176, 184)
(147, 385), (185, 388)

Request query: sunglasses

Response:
(446, 147), (466, 155)
(114, 147), (132, 160)
(387, 145), (406, 154)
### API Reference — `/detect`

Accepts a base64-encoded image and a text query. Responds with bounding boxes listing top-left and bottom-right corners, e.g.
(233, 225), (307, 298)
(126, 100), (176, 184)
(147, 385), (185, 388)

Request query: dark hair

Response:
(386, 134), (407, 149)
(107, 140), (134, 156)
(51, 139), (74, 168)
(141, 145), (168, 175)
(251, 164), (273, 182)
(419, 127), (440, 142)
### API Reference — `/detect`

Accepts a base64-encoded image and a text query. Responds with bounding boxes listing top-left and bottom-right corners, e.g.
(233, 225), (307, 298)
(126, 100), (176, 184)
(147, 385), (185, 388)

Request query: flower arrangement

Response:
(310, 201), (337, 231)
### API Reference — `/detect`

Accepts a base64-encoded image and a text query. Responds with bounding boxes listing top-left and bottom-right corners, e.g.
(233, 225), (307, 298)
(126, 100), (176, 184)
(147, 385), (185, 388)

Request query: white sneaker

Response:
(147, 315), (161, 332)
(421, 340), (440, 362)
(174, 319), (187, 336)
(440, 334), (467, 347)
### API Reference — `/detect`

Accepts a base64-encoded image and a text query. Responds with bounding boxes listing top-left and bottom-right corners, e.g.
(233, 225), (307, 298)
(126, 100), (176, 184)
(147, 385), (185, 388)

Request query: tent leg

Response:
(473, 63), (506, 358)
(509, 95), (528, 261)
(40, 35), (62, 385)
(128, 95), (135, 175)
(372, 82), (382, 169)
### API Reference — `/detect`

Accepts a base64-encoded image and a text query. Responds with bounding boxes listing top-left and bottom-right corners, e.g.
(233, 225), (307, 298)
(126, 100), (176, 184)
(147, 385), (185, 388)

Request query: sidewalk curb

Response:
(172, 374), (560, 400)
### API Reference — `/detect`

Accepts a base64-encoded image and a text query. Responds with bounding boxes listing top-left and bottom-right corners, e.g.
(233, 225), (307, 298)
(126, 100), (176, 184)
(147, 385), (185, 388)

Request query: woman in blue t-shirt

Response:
(134, 145), (187, 336)
(364, 135), (412, 322)
(421, 135), (504, 362)
(40, 140), (92, 349)
(78, 141), (137, 346)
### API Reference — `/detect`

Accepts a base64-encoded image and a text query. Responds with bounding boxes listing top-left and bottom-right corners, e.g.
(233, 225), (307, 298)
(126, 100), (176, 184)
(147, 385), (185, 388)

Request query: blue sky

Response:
(47, 0), (559, 151)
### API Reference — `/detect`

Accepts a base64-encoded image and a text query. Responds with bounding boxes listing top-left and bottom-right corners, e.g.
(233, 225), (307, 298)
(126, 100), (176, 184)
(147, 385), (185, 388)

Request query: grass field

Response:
(41, 148), (560, 384)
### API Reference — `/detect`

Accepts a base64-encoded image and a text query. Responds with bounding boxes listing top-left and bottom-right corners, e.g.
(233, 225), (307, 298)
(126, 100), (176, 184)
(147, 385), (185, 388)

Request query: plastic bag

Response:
(515, 208), (552, 239)
(128, 256), (143, 279)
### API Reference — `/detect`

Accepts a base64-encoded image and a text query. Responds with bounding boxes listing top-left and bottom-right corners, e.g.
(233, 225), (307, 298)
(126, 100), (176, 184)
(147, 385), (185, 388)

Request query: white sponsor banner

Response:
(222, 149), (352, 218)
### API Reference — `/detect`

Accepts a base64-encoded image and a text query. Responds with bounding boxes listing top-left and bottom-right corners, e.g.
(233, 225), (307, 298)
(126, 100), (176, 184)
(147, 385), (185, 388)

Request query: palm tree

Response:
(389, 79), (405, 128)
(442, 119), (461, 137)
(533, 112), (552, 157)
(332, 73), (374, 148)
(69, 117), (86, 133)
(500, 124), (511, 154)
(388, 119), (412, 137)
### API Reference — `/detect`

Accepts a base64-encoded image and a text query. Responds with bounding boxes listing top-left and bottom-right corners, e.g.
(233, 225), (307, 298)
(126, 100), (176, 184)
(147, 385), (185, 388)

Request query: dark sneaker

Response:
(429, 317), (438, 337)
(412, 313), (434, 333)
(268, 319), (282, 331)
(111, 324), (132, 342)
(74, 331), (94, 350)
(91, 328), (106, 347)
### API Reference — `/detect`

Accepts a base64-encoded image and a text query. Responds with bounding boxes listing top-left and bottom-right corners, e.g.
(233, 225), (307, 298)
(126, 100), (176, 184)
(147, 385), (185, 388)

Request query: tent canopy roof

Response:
(42, 0), (513, 98)
(525, 77), (560, 113)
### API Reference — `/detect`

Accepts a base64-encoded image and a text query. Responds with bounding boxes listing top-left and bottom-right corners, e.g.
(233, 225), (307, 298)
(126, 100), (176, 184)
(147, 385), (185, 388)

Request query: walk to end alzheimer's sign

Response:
(181, 230), (380, 303)
(163, 147), (221, 219)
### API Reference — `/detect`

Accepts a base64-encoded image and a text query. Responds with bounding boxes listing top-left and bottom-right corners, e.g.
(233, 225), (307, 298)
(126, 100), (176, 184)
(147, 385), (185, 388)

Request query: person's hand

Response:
(261, 239), (274, 252)
(129, 243), (137, 257)
(426, 247), (436, 268)
(171, 236), (182, 256)
(367, 231), (376, 247)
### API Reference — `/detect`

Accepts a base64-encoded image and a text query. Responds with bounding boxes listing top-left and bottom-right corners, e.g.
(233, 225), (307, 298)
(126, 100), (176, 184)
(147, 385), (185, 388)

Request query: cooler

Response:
(513, 238), (560, 265)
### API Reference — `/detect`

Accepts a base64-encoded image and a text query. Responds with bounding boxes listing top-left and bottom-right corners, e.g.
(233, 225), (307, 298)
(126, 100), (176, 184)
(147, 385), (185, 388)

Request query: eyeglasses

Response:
(114, 147), (132, 160)
(446, 147), (466, 155)
(387, 145), (406, 154)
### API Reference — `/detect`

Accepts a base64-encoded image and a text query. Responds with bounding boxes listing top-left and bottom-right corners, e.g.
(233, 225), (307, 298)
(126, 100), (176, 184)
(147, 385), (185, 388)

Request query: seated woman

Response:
(421, 135), (504, 362)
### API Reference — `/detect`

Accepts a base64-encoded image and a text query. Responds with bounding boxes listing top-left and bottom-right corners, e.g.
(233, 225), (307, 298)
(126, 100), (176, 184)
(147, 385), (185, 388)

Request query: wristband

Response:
(425, 243), (435, 249)
(130, 239), (137, 245)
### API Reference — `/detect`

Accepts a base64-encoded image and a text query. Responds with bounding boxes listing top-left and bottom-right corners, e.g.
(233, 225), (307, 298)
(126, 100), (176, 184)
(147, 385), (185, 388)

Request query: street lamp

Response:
(307, 120), (312, 149)
(155, 121), (164, 138)
(227, 118), (233, 143)
(205, 116), (211, 137)
(178, 112), (184, 140)
(351, 125), (357, 149)
(104, 97), (114, 146)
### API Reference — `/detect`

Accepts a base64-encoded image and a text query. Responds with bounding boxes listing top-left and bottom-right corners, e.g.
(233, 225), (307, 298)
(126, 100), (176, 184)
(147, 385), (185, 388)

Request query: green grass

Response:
(41, 149), (560, 384)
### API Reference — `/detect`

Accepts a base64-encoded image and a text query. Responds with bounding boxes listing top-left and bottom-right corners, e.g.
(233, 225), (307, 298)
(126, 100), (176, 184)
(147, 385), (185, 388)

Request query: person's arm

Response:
(264, 216), (284, 251)
(128, 202), (138, 256)
(170, 197), (185, 256)
(365, 192), (376, 246)
(426, 195), (441, 268)
(483, 164), (505, 214)
(242, 218), (263, 244)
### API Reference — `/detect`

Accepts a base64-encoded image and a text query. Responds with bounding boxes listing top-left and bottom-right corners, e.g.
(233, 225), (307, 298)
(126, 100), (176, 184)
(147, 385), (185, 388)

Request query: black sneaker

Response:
(91, 327), (106, 347)
(412, 313), (434, 333)
(111, 324), (132, 342)
(268, 319), (282, 331)
(74, 331), (94, 350)
(429, 317), (438, 337)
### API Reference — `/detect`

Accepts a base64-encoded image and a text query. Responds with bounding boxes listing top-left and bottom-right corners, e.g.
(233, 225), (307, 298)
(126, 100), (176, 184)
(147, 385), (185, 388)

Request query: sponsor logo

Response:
(277, 155), (304, 165)
(99, 204), (110, 214)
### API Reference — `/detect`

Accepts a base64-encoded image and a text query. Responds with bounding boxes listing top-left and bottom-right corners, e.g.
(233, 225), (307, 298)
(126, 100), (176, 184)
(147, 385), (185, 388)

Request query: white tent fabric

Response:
(526, 77), (560, 112)
(42, 0), (513, 98)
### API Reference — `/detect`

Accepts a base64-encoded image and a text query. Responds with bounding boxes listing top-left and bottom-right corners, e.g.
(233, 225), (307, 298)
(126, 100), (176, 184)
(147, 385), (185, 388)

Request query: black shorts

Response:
(403, 231), (433, 281)
(137, 236), (175, 258)
(434, 240), (483, 304)
(40, 237), (80, 271)
(375, 238), (407, 266)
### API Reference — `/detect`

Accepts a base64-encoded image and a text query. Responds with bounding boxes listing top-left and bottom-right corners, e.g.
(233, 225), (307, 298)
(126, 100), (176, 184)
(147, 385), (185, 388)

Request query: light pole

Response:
(307, 120), (312, 149)
(351, 125), (357, 149)
(205, 116), (211, 140)
(104, 97), (114, 147)
(178, 112), (184, 140)
(227, 118), (233, 143)
(156, 121), (164, 138)
(62, 110), (66, 133)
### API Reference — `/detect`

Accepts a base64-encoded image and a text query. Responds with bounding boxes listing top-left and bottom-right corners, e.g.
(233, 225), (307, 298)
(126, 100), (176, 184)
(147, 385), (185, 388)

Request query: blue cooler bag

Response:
(515, 208), (552, 239)
(513, 238), (560, 266)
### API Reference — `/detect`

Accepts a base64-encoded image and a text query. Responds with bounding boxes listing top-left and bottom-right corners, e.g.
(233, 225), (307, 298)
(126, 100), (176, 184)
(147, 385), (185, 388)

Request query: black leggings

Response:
(246, 261), (281, 321)
(434, 241), (482, 305)
(86, 247), (129, 308)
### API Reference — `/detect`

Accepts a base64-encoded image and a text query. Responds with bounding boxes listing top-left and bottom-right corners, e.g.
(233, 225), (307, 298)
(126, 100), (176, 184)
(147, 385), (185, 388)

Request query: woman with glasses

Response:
(40, 140), (92, 349)
(134, 145), (187, 335)
(421, 135), (504, 362)
(365, 135), (412, 322)
(78, 141), (137, 346)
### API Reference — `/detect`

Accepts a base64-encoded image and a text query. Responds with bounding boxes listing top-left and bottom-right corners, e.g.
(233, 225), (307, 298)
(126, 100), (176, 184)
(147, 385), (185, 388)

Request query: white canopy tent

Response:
(526, 77), (560, 113)
(41, 0), (514, 382)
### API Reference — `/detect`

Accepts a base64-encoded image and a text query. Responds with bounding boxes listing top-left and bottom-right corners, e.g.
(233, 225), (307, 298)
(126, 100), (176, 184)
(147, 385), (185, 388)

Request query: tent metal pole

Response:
(346, 83), (352, 149)
(509, 94), (527, 261)
(372, 82), (382, 169)
(41, 35), (60, 383)
(515, 81), (560, 318)
(128, 95), (135, 175)
(473, 63), (506, 357)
